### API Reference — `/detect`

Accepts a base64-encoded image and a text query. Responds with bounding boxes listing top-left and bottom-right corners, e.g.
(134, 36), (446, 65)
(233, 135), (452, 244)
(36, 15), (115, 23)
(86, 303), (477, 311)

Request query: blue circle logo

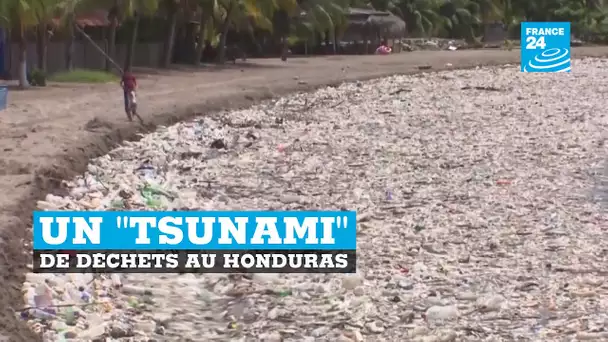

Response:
(523, 48), (571, 72)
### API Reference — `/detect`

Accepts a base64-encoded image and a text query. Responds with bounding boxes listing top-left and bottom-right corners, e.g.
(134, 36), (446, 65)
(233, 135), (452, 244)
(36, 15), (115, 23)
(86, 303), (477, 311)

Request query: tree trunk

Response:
(252, 31), (262, 56)
(184, 8), (197, 60)
(0, 28), (6, 77)
(280, 15), (290, 61)
(124, 14), (140, 72)
(193, 12), (208, 65)
(183, 23), (197, 62)
(273, 10), (290, 61)
(332, 27), (337, 54)
(217, 23), (229, 64)
(36, 23), (47, 71)
(17, 18), (29, 89)
(216, 4), (233, 64)
(161, 1), (178, 68)
(280, 36), (288, 61)
(65, 13), (75, 71)
(106, 15), (118, 72)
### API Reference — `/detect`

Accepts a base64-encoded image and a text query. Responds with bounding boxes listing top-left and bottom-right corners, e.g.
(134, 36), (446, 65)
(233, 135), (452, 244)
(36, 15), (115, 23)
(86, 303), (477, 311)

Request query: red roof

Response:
(51, 10), (111, 28)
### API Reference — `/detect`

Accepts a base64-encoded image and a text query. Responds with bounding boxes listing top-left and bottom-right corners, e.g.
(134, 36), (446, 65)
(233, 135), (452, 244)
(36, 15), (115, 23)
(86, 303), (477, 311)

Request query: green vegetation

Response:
(1, 0), (607, 89)
(27, 69), (47, 86)
(49, 69), (119, 83)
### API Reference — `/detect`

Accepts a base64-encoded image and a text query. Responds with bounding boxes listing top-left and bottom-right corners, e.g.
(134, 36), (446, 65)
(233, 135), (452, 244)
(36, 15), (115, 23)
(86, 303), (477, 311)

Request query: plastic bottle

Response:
(29, 309), (56, 320)
(63, 307), (76, 326)
(111, 199), (125, 208)
(111, 274), (122, 288)
(277, 289), (292, 297)
(80, 291), (91, 303)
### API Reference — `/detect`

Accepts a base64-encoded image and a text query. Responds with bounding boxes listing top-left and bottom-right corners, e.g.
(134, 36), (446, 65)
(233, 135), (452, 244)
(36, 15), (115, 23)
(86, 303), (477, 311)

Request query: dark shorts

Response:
(123, 89), (129, 112)
(123, 89), (136, 112)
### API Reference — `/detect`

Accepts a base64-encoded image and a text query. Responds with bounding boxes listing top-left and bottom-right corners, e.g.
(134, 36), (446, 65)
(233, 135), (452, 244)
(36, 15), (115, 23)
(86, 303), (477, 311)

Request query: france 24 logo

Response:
(521, 22), (571, 73)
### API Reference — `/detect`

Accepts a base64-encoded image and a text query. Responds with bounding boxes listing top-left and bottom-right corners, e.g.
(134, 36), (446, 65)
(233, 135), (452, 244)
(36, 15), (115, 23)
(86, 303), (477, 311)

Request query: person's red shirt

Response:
(122, 72), (137, 91)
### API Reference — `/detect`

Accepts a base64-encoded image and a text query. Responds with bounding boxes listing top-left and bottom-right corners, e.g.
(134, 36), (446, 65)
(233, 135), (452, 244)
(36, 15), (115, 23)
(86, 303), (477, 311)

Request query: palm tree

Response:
(500, 0), (519, 32)
(160, 0), (179, 68)
(106, 0), (120, 72)
(55, 0), (109, 71)
(123, 1), (142, 72)
(32, 0), (63, 72)
(273, 9), (290, 59)
(472, 0), (502, 25)
(64, 3), (75, 69)
(438, 0), (482, 42)
(61, 0), (157, 73)
(193, 0), (217, 65)
(215, 0), (235, 63)
(391, 0), (443, 37)
(0, 0), (45, 88)
(298, 0), (350, 54)
(369, 0), (391, 10)
(272, 0), (298, 60)
(215, 0), (275, 63)
(106, 0), (158, 72)
(214, 0), (317, 63)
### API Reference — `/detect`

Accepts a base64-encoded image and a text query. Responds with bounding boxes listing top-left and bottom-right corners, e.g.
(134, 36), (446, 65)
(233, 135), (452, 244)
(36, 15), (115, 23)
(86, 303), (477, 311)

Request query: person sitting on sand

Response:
(375, 40), (392, 55)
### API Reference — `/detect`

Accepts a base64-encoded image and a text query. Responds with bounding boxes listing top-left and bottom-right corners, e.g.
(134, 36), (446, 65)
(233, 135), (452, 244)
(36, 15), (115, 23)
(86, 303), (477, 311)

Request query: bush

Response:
(27, 69), (47, 87)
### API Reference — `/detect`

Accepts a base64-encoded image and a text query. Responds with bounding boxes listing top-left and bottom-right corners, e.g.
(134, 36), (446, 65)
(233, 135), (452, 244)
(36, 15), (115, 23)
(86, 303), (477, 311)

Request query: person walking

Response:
(120, 71), (138, 121)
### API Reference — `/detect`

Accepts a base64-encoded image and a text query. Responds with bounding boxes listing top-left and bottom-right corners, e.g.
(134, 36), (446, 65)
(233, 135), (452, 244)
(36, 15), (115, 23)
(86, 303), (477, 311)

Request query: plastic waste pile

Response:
(23, 59), (608, 341)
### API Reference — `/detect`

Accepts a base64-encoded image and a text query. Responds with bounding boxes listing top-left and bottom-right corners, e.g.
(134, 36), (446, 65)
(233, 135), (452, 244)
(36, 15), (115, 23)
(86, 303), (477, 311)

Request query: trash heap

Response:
(399, 38), (467, 51)
(23, 59), (608, 341)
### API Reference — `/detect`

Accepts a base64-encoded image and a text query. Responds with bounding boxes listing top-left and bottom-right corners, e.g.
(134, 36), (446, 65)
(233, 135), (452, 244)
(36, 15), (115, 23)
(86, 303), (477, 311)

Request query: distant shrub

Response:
(27, 69), (47, 87)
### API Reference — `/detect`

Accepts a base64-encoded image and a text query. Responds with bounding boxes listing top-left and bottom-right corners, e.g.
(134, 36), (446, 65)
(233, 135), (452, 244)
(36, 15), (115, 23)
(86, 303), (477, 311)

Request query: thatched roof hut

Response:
(343, 8), (406, 41)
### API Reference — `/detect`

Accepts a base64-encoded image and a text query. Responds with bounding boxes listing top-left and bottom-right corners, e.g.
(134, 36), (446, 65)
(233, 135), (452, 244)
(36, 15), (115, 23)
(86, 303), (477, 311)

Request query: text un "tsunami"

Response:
(39, 216), (347, 245)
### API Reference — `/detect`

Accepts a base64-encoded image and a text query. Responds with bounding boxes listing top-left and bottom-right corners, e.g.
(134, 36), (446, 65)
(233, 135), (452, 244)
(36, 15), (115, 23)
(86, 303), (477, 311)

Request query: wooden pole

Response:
(73, 23), (124, 75)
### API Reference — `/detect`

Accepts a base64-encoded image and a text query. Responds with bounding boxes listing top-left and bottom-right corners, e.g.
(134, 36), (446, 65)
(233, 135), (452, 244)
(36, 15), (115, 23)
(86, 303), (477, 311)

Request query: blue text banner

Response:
(33, 211), (357, 250)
